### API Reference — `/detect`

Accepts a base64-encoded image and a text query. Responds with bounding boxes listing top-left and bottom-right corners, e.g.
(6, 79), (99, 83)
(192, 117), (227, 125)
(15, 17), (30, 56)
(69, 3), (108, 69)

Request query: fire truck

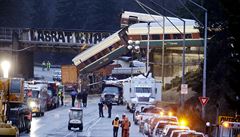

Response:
(0, 78), (32, 136)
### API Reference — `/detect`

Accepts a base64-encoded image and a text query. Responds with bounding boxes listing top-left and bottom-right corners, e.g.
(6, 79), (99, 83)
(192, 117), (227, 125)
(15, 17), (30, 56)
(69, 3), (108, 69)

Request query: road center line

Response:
(63, 131), (74, 137)
(87, 117), (102, 137)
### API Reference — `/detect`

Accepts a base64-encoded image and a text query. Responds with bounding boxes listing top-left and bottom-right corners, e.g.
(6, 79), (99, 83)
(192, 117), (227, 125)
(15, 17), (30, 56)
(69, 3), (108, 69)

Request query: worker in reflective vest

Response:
(112, 115), (120, 137)
(121, 116), (131, 137)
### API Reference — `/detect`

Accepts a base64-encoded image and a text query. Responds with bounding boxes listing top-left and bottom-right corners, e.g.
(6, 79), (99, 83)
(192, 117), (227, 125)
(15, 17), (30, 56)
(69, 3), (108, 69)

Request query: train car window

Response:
(141, 35), (148, 40)
(185, 34), (192, 38)
(129, 16), (138, 25)
(164, 34), (171, 39)
(151, 34), (160, 40)
(173, 34), (182, 39)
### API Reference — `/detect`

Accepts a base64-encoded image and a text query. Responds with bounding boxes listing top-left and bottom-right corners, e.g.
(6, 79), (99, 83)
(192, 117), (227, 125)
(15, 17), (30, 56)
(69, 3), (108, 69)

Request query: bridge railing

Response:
(0, 27), (23, 41)
(0, 27), (114, 47)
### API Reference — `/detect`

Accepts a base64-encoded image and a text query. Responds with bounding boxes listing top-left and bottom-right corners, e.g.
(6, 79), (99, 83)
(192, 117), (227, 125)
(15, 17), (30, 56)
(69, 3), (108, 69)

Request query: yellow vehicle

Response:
(0, 78), (32, 136)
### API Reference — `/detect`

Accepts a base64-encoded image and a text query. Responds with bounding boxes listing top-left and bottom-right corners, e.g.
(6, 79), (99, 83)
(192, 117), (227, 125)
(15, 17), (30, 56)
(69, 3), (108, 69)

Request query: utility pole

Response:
(188, 0), (208, 119)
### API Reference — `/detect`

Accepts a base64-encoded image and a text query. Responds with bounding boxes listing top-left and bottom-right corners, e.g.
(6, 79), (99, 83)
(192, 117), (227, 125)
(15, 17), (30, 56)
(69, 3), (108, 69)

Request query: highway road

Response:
(20, 66), (144, 137)
(20, 96), (144, 137)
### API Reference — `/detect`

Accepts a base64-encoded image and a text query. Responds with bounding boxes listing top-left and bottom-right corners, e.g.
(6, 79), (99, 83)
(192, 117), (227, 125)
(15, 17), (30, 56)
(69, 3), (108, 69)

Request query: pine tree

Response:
(83, 0), (119, 31)
(0, 0), (29, 27)
(54, 0), (89, 29)
(30, 0), (50, 28)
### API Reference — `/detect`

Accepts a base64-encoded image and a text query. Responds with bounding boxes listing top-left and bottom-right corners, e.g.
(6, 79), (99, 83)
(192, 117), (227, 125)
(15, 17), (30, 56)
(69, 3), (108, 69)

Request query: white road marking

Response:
(63, 131), (74, 137)
(87, 117), (102, 137)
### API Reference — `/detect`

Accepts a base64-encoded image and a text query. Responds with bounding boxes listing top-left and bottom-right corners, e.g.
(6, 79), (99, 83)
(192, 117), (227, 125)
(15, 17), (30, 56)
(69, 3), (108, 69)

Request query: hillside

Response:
(0, 0), (185, 30)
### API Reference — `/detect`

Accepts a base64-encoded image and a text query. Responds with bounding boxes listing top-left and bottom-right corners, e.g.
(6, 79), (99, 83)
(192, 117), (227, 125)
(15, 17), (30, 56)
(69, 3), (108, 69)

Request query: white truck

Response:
(123, 74), (162, 112)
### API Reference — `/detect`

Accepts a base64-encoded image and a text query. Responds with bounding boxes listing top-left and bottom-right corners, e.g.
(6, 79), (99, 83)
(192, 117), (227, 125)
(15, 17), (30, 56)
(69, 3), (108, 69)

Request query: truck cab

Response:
(27, 84), (48, 117)
(47, 81), (59, 109)
(101, 84), (123, 105)
(123, 74), (162, 112)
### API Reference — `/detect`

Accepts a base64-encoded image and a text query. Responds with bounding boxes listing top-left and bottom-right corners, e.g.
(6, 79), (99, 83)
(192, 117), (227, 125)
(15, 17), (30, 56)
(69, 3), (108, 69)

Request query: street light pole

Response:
(161, 16), (165, 91)
(188, 0), (208, 119)
(146, 22), (150, 73)
(202, 10), (208, 119)
(180, 21), (186, 108)
(131, 50), (134, 78)
(128, 40), (140, 78)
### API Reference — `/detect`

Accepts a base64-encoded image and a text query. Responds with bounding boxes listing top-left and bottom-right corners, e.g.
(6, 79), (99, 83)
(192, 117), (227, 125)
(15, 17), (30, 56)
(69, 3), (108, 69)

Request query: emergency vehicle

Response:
(123, 73), (162, 112)
(27, 83), (48, 117)
(219, 121), (240, 137)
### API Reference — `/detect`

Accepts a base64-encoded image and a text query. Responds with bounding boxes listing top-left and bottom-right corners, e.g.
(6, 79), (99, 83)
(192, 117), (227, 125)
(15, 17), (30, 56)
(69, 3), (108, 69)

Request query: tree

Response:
(54, 0), (89, 29)
(83, 0), (119, 31)
(30, 0), (52, 28)
(0, 0), (29, 27)
(178, 0), (240, 115)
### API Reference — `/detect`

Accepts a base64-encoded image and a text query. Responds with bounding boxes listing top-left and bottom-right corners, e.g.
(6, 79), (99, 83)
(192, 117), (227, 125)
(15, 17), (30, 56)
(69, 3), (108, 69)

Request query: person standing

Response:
(42, 61), (46, 71)
(58, 90), (64, 106)
(122, 116), (131, 137)
(77, 91), (83, 107)
(60, 91), (64, 106)
(120, 113), (126, 137)
(98, 101), (104, 117)
(112, 115), (120, 137)
(107, 101), (112, 118)
(82, 89), (88, 107)
(47, 61), (51, 71)
(70, 90), (77, 107)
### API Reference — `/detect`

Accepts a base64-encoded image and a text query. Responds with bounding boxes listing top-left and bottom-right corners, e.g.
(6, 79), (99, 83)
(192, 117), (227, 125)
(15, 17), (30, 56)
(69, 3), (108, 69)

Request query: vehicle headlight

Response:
(168, 111), (173, 116)
(149, 98), (155, 103)
(131, 98), (138, 103)
(137, 115), (142, 120)
(179, 119), (188, 127)
(29, 101), (37, 108)
(101, 94), (105, 98)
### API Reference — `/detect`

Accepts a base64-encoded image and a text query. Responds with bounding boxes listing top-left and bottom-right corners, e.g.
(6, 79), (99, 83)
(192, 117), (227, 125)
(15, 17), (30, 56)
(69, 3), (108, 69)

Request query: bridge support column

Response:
(11, 31), (19, 77)
(12, 31), (33, 79)
(18, 51), (34, 80)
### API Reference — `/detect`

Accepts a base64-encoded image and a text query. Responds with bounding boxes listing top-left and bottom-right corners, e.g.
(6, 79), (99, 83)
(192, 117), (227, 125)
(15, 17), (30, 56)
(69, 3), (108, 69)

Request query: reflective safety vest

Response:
(123, 120), (130, 129)
(113, 120), (119, 127)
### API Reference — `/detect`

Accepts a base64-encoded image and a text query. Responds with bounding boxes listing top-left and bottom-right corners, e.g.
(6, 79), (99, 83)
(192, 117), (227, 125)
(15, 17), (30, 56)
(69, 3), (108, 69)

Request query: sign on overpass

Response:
(28, 29), (112, 45)
(0, 27), (113, 46)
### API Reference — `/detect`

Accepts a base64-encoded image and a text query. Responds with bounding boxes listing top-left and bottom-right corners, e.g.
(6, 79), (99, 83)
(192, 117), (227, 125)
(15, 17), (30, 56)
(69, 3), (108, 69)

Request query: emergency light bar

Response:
(222, 121), (240, 128)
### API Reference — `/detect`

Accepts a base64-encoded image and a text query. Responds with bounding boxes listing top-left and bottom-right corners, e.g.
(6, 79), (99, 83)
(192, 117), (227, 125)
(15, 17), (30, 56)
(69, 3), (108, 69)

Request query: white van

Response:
(170, 129), (191, 137)
(152, 121), (179, 137)
(162, 125), (190, 137)
(146, 115), (179, 136)
(177, 130), (205, 137)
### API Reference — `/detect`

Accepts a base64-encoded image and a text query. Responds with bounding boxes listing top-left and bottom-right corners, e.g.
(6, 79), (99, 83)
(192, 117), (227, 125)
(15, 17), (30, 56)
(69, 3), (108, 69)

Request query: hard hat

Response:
(122, 113), (126, 116)
(116, 115), (119, 118)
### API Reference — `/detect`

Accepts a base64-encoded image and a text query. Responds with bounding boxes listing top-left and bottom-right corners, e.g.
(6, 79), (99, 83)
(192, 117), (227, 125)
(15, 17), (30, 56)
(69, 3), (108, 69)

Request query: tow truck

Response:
(0, 78), (32, 136)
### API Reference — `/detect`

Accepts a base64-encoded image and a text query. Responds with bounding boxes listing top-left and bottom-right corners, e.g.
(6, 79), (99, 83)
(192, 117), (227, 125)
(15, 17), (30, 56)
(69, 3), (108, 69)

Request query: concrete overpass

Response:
(0, 26), (204, 80)
(0, 27), (113, 79)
